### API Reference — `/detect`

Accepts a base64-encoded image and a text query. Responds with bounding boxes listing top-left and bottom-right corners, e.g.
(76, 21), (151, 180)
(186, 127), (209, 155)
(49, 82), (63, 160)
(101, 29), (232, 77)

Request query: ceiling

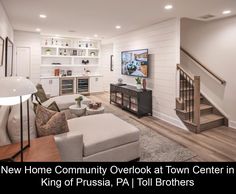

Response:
(1, 0), (236, 39)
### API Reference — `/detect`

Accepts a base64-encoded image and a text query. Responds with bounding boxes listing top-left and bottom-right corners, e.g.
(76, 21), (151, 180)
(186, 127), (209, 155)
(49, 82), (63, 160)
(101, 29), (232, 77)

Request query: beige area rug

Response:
(89, 95), (198, 162)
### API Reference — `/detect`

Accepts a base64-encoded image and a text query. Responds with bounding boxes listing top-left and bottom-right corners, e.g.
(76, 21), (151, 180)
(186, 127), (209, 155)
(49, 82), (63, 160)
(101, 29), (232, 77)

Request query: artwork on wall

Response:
(0, 36), (4, 66)
(5, 37), (13, 77)
(110, 55), (114, 71)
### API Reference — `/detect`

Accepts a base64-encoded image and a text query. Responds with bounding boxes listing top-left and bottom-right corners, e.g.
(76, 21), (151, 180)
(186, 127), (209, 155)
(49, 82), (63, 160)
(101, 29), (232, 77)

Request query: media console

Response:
(110, 84), (152, 117)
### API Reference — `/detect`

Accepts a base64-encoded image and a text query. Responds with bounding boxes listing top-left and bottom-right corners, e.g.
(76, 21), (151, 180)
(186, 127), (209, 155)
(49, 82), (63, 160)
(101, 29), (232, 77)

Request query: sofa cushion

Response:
(67, 113), (139, 157)
(42, 94), (91, 110)
(35, 83), (49, 103)
(0, 106), (11, 146)
(35, 105), (69, 137)
(7, 102), (37, 143)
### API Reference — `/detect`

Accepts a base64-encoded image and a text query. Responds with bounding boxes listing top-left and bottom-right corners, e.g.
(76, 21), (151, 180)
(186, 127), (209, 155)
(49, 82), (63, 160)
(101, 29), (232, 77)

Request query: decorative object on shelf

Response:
(5, 37), (14, 77)
(118, 78), (123, 85)
(45, 40), (48, 45)
(0, 36), (4, 66)
(45, 48), (51, 55)
(52, 62), (61, 65)
(82, 60), (89, 65)
(85, 43), (88, 48)
(0, 77), (37, 162)
(72, 50), (77, 56)
(64, 49), (67, 56)
(90, 51), (95, 57)
(65, 42), (69, 47)
(135, 77), (142, 90)
(55, 40), (58, 45)
(67, 70), (72, 76)
(75, 96), (83, 108)
(51, 38), (54, 45)
(54, 69), (60, 76)
(142, 78), (147, 90)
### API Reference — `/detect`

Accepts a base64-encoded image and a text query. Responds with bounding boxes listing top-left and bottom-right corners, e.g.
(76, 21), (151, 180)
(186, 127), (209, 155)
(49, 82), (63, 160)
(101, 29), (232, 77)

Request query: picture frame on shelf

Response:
(5, 37), (14, 77)
(0, 36), (4, 66)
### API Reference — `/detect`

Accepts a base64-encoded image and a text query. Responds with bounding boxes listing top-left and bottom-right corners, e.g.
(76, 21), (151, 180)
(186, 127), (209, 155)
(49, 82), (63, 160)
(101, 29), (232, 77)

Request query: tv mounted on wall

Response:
(121, 49), (148, 78)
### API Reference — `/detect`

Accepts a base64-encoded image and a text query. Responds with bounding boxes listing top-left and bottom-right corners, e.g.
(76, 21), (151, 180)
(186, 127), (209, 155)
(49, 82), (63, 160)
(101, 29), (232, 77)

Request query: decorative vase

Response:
(136, 84), (142, 90)
(142, 79), (147, 90)
(76, 101), (81, 108)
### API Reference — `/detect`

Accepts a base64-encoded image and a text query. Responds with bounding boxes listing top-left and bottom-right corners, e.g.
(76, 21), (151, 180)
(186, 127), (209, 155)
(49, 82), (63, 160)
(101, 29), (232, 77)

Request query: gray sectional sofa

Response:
(0, 94), (140, 162)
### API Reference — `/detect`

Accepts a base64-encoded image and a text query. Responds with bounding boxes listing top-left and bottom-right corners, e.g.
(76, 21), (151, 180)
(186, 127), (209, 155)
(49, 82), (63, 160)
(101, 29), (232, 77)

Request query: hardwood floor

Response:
(90, 92), (236, 162)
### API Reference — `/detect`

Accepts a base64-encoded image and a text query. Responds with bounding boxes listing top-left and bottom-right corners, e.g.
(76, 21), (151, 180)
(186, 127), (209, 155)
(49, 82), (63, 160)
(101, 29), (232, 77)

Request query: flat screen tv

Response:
(121, 49), (148, 78)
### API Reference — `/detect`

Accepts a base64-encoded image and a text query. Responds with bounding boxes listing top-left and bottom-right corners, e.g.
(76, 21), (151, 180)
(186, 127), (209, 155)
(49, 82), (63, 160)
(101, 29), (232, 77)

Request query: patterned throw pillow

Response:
(33, 101), (60, 113)
(35, 104), (69, 137)
(35, 84), (49, 103)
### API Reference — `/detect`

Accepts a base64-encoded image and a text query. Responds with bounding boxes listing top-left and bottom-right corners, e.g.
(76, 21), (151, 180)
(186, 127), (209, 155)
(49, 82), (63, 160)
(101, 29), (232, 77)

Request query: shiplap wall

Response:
(102, 18), (185, 128)
(14, 30), (41, 84)
(0, 2), (13, 77)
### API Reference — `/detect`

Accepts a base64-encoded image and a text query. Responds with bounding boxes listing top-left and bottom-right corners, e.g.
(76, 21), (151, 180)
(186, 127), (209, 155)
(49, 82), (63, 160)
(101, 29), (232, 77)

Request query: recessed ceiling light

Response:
(94, 34), (98, 38)
(35, 28), (41, 32)
(165, 4), (173, 10)
(116, 25), (121, 29)
(39, 14), (47, 18)
(222, 10), (231, 15)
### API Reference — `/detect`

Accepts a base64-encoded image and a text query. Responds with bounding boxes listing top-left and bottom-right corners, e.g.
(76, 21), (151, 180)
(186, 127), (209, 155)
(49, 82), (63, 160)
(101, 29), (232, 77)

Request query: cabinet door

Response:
(40, 79), (52, 96)
(50, 78), (59, 97)
(40, 78), (59, 97)
(90, 77), (104, 93)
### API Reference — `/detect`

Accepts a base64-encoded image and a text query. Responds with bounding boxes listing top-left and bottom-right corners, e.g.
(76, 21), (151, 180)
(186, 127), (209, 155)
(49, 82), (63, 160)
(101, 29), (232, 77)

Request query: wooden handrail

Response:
(180, 47), (226, 85)
(177, 64), (194, 80)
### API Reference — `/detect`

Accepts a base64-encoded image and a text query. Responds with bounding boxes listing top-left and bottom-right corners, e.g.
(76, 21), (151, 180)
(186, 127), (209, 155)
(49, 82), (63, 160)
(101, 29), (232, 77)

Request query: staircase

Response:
(176, 64), (228, 133)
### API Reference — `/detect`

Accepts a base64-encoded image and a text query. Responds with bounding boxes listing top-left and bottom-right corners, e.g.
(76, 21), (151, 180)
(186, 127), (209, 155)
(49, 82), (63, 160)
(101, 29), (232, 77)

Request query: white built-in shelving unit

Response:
(40, 36), (101, 73)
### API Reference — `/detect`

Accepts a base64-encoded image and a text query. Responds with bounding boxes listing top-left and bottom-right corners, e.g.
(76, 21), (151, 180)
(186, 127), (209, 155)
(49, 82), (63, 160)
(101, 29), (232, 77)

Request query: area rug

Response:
(98, 99), (198, 162)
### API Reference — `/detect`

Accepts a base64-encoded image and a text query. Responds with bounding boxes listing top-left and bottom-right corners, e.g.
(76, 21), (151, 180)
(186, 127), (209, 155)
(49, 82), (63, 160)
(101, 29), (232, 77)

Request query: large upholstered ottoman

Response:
(55, 113), (140, 161)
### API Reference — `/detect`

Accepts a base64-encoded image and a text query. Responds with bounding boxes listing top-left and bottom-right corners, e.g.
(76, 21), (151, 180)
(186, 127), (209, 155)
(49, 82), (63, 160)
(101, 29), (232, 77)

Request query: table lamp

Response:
(0, 77), (36, 162)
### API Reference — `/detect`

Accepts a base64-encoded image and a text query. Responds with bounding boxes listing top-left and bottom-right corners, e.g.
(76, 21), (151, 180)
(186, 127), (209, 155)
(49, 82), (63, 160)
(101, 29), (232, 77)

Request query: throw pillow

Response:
(35, 105), (69, 137)
(33, 101), (60, 113)
(0, 106), (11, 146)
(7, 102), (37, 143)
(35, 84), (49, 103)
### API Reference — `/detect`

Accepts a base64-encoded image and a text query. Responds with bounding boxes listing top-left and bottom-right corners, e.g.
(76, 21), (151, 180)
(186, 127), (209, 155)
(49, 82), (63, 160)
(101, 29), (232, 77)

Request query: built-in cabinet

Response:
(89, 76), (104, 93)
(40, 76), (103, 97)
(40, 78), (59, 97)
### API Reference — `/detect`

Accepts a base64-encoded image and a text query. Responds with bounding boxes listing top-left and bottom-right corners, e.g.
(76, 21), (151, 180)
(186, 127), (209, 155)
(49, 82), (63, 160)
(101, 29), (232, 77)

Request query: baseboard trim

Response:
(229, 120), (236, 129)
(152, 110), (187, 130)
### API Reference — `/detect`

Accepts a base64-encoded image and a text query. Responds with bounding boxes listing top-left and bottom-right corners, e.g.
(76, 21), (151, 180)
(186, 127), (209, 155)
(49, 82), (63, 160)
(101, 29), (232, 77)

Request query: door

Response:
(16, 47), (31, 78)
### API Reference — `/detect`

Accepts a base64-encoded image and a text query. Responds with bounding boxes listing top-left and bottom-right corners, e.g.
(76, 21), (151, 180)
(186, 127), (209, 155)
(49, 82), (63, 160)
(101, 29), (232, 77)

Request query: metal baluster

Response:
(192, 80), (194, 123)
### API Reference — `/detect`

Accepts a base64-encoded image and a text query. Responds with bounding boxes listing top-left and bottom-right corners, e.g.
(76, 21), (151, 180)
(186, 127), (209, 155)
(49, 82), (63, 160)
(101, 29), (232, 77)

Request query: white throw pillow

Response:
(0, 106), (11, 146)
(7, 101), (37, 143)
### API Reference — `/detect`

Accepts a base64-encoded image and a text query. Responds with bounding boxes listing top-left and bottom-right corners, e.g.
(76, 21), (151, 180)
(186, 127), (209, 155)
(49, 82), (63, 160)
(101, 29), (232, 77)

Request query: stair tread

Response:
(180, 96), (203, 101)
(176, 104), (212, 113)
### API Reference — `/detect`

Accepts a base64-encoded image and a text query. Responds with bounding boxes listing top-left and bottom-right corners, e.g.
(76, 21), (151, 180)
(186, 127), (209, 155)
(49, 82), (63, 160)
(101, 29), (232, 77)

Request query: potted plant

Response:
(135, 77), (142, 90)
(75, 96), (83, 107)
(45, 48), (51, 55)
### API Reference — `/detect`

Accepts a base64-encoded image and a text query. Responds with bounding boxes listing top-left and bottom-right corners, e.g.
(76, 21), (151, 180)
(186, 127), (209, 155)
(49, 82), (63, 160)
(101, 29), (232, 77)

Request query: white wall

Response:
(102, 18), (184, 128)
(181, 17), (236, 129)
(14, 30), (41, 84)
(0, 1), (13, 77)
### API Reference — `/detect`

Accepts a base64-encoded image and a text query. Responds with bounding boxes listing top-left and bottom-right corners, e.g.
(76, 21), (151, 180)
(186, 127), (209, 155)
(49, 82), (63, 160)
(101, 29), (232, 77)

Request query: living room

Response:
(0, 0), (236, 165)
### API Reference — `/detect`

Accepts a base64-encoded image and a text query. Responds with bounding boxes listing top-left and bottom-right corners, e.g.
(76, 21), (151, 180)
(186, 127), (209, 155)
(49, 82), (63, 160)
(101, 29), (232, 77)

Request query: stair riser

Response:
(176, 111), (193, 121)
(200, 108), (213, 115)
(176, 108), (213, 120)
(200, 119), (224, 131)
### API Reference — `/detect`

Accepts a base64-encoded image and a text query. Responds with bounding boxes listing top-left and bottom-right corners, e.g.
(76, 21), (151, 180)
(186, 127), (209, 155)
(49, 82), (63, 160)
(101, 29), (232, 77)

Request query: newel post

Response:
(194, 76), (201, 133)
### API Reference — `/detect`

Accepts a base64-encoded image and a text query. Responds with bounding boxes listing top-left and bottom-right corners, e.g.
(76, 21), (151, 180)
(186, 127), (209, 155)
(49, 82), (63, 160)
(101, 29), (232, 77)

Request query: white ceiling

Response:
(1, 0), (236, 39)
